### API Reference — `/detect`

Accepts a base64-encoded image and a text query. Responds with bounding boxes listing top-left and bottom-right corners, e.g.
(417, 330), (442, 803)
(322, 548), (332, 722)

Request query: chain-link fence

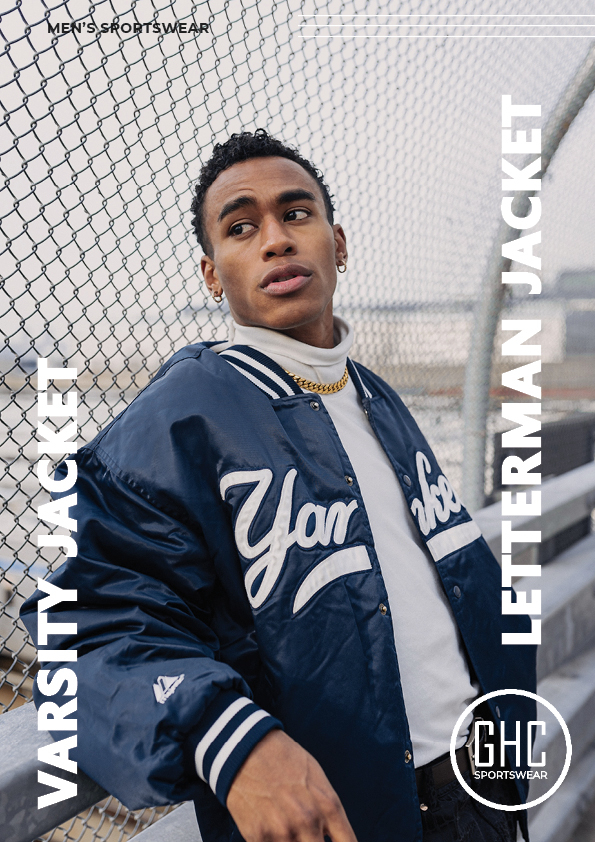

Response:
(2, 0), (595, 839)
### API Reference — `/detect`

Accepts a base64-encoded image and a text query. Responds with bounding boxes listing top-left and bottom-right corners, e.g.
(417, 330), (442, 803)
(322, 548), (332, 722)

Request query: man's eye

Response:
(285, 209), (309, 221)
(229, 222), (253, 236)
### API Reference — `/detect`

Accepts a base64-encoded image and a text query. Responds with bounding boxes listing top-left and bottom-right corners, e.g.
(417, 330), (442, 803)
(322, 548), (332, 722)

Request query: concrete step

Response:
(474, 461), (595, 560)
(527, 642), (595, 808)
(528, 740), (595, 842)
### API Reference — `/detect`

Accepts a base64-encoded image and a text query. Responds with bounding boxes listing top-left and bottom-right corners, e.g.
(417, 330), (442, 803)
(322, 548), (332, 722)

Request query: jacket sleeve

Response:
(20, 446), (282, 810)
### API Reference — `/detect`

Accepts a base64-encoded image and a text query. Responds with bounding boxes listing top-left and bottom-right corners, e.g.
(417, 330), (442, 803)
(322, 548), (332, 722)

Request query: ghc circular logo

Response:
(450, 690), (572, 811)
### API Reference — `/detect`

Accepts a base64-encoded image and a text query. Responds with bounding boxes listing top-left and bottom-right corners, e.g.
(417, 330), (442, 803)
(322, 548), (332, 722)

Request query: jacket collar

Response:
(218, 345), (303, 399)
(218, 344), (373, 402)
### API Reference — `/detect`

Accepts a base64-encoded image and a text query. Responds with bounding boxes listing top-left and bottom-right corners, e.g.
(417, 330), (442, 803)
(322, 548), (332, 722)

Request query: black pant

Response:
(419, 770), (521, 842)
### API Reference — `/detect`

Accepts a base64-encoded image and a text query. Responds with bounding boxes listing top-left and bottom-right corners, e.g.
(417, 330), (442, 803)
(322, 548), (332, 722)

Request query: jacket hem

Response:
(189, 689), (283, 805)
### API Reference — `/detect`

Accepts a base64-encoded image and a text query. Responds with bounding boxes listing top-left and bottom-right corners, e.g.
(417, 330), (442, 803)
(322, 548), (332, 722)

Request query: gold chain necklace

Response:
(283, 365), (349, 395)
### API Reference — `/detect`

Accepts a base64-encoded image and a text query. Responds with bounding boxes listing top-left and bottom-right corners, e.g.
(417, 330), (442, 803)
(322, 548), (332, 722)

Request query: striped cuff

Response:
(191, 690), (282, 805)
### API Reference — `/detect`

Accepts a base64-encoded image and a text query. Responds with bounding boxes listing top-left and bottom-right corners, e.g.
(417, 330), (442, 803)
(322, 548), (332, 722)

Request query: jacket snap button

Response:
(420, 804), (428, 812)
(453, 585), (461, 599)
(404, 750), (412, 763)
(379, 603), (387, 615)
(345, 475), (353, 485)
(310, 400), (320, 411)
(403, 475), (412, 486)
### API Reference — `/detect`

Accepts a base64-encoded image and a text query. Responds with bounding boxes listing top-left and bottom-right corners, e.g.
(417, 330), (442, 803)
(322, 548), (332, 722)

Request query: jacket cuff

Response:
(189, 689), (283, 805)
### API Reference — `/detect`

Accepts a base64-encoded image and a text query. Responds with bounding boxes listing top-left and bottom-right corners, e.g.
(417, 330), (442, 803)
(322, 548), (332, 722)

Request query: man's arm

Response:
(22, 446), (358, 840)
(21, 447), (281, 809)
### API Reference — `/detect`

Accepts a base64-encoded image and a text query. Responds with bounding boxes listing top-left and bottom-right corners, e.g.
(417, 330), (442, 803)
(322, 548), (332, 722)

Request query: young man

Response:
(22, 131), (536, 842)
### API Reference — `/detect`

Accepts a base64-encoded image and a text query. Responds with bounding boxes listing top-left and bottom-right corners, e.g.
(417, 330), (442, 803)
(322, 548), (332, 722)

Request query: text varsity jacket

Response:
(21, 341), (536, 842)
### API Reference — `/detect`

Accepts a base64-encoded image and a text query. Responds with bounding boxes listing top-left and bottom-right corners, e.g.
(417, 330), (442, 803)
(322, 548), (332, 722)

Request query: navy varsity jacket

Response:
(21, 341), (536, 842)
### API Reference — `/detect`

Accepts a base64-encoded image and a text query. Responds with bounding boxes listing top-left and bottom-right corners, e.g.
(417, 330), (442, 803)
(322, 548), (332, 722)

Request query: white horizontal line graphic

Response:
(299, 36), (595, 39)
(299, 14), (595, 17)
(298, 14), (595, 38)
(300, 25), (595, 28)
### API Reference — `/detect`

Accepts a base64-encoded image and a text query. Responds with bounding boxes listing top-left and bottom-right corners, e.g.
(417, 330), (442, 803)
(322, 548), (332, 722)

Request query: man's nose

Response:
(260, 217), (296, 259)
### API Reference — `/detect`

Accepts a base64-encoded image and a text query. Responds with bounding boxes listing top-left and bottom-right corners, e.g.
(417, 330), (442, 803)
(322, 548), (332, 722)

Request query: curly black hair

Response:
(190, 129), (335, 256)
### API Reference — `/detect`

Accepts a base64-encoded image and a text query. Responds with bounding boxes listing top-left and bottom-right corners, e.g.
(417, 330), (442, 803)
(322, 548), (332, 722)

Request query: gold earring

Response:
(337, 258), (347, 274)
(212, 291), (224, 303)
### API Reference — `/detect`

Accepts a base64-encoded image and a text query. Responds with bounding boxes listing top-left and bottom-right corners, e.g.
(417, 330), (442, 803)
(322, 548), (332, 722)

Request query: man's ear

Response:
(333, 224), (347, 265)
(201, 255), (222, 298)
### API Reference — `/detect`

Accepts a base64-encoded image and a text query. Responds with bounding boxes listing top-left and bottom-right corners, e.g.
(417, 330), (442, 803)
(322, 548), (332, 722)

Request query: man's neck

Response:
(278, 319), (334, 349)
(234, 302), (336, 349)
(228, 316), (352, 386)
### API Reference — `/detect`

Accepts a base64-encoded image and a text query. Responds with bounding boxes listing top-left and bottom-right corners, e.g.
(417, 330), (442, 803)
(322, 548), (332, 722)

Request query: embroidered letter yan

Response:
(220, 468), (358, 609)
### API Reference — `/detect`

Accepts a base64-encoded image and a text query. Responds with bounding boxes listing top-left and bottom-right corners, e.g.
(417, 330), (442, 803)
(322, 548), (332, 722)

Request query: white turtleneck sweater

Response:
(218, 316), (478, 766)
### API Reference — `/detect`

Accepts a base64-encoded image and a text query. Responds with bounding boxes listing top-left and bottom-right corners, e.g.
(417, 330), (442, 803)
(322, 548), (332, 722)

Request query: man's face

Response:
(200, 156), (346, 346)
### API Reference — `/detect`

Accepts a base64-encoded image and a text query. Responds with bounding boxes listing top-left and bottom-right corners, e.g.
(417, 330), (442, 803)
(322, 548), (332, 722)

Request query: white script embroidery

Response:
(220, 468), (358, 609)
(410, 451), (461, 536)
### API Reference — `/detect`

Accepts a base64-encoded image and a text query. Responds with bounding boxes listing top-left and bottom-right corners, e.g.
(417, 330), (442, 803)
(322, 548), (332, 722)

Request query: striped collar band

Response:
(217, 344), (372, 401)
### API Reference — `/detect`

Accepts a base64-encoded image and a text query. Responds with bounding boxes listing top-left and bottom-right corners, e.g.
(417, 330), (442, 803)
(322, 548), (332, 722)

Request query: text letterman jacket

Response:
(21, 341), (536, 842)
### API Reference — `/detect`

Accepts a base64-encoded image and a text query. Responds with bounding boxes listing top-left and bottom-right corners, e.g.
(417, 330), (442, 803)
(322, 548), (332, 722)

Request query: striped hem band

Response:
(194, 692), (282, 804)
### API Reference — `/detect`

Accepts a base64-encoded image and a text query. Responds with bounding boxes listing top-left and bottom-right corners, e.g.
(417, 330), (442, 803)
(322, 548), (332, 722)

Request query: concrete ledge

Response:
(474, 461), (595, 559)
(522, 532), (595, 681)
(133, 802), (200, 841)
(528, 741), (595, 842)
(0, 702), (108, 842)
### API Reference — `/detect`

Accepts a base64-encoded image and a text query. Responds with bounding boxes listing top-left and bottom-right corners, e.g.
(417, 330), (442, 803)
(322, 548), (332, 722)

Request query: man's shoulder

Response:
(103, 341), (217, 414)
(82, 341), (253, 459)
(72, 341), (253, 499)
(150, 340), (224, 381)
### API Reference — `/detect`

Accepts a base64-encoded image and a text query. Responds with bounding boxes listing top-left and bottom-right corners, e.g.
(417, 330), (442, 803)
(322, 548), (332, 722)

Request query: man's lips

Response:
(260, 264), (313, 296)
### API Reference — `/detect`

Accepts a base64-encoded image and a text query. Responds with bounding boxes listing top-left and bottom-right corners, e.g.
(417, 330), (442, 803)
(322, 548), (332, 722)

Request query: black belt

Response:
(415, 719), (489, 793)
(415, 743), (471, 791)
